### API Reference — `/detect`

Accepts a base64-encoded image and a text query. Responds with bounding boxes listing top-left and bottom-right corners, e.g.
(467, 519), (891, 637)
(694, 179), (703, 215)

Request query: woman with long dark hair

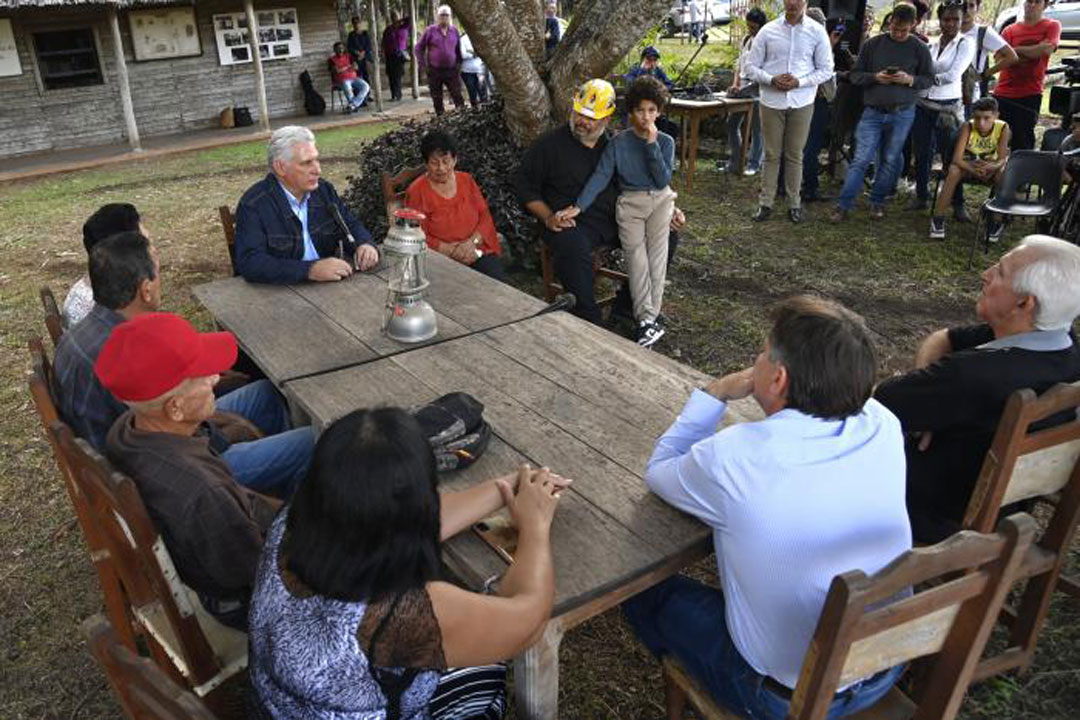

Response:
(248, 407), (565, 719)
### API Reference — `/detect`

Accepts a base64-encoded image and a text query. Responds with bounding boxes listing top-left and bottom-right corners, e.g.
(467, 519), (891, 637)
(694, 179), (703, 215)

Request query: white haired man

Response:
(234, 125), (379, 284)
(876, 235), (1080, 542)
(415, 5), (464, 115)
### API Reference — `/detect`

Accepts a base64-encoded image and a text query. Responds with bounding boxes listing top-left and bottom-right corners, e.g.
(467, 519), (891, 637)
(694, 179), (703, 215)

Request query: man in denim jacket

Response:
(235, 126), (378, 285)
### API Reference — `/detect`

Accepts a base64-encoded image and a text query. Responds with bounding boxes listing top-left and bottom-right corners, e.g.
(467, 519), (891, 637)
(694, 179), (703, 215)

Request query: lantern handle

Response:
(394, 208), (427, 222)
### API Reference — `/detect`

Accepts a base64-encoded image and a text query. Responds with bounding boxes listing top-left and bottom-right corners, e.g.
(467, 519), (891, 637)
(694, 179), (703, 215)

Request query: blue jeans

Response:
(728, 101), (763, 173)
(217, 379), (314, 497)
(913, 104), (963, 205)
(623, 576), (904, 720)
(802, 95), (831, 196)
(837, 105), (916, 211)
(342, 77), (370, 108)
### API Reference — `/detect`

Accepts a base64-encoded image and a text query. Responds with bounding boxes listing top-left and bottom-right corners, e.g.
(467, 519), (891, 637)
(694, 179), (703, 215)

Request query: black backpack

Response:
(300, 70), (327, 116)
(410, 392), (492, 472)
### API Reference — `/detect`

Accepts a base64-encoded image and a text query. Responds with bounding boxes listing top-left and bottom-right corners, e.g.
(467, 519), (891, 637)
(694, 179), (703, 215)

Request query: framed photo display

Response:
(128, 7), (202, 61)
(212, 8), (301, 66)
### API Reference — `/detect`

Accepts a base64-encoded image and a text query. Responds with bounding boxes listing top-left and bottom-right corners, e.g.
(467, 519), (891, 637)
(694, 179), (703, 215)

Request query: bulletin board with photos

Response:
(128, 7), (202, 62)
(212, 8), (301, 66)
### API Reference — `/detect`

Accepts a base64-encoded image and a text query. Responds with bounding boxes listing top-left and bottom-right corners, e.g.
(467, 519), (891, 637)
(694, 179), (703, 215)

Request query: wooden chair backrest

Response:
(85, 616), (218, 720)
(217, 206), (238, 275)
(380, 165), (425, 223)
(788, 514), (1036, 720)
(53, 423), (222, 686)
(29, 338), (138, 650)
(963, 382), (1080, 533)
(40, 286), (64, 346)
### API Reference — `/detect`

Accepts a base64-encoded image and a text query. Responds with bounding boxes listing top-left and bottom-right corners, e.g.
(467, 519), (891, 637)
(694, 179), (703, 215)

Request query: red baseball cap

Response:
(95, 312), (238, 402)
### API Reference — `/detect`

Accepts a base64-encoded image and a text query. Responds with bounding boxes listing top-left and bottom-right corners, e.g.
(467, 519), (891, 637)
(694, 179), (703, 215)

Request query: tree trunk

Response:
(448, 0), (669, 145)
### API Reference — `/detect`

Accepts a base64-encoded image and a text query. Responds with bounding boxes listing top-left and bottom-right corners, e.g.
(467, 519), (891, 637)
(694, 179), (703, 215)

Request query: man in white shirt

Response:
(624, 295), (911, 719)
(745, 0), (834, 224)
(963, 0), (1018, 111)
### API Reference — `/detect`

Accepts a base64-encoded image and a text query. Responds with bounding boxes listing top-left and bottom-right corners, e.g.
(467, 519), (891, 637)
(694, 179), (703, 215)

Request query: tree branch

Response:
(505, 0), (545, 66)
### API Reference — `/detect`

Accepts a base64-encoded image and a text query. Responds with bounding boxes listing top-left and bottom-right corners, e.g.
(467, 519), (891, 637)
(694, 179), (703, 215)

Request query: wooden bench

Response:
(956, 382), (1080, 681)
(661, 514), (1036, 720)
(54, 423), (248, 716)
(85, 615), (219, 720)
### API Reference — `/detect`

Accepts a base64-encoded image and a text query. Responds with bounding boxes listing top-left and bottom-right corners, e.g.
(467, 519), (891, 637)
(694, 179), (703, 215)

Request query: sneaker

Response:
(906, 197), (928, 211)
(929, 216), (946, 240)
(751, 206), (772, 222)
(637, 321), (665, 348)
(869, 205), (885, 220)
(829, 207), (848, 223)
(743, 166), (760, 177)
(987, 219), (1005, 244)
(789, 207), (805, 224)
(953, 205), (973, 224)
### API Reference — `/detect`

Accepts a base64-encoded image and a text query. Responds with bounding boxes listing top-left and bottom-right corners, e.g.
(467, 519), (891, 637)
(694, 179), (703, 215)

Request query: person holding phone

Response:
(831, 2), (934, 222)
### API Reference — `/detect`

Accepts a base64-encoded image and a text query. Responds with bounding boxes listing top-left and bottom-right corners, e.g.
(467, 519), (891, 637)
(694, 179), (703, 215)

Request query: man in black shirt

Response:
(346, 15), (372, 84)
(514, 79), (684, 326)
(831, 2), (934, 221)
(875, 235), (1080, 542)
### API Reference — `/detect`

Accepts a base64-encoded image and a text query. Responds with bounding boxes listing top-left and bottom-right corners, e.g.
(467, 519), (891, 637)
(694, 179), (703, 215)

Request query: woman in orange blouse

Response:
(405, 130), (506, 280)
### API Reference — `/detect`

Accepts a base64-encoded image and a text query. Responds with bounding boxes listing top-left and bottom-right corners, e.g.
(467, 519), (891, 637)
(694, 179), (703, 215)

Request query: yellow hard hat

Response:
(572, 79), (616, 120)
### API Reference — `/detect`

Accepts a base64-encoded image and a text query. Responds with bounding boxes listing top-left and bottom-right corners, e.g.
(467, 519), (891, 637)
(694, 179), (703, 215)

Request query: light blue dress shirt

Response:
(277, 180), (319, 261)
(644, 390), (912, 688)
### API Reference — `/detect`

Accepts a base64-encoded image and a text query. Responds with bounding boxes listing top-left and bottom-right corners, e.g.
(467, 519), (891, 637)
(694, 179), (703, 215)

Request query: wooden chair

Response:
(380, 164), (426, 223)
(539, 243), (629, 305)
(956, 382), (1080, 681)
(84, 615), (219, 720)
(53, 423), (248, 713)
(40, 286), (64, 346)
(662, 513), (1037, 720)
(26, 337), (135, 651)
(217, 206), (238, 275)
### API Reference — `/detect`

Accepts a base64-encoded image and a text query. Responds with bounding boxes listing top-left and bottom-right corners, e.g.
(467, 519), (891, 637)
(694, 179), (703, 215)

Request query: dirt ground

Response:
(1, 123), (1077, 719)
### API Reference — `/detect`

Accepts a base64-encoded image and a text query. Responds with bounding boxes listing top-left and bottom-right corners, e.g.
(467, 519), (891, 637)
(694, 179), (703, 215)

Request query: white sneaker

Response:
(636, 321), (665, 348)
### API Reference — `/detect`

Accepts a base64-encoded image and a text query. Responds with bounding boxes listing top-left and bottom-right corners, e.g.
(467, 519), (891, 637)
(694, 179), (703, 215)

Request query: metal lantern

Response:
(382, 208), (438, 343)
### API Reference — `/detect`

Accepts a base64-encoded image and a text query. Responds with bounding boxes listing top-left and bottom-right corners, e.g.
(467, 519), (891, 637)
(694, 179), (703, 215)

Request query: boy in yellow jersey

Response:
(931, 96), (1010, 240)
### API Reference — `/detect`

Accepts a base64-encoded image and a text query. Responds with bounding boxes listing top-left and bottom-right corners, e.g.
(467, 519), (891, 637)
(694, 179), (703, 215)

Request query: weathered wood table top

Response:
(286, 310), (763, 720)
(192, 251), (546, 385)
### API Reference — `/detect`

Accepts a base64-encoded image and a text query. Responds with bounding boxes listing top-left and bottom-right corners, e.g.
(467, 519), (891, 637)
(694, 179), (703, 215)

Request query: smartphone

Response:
(835, 23), (846, 35)
(885, 66), (899, 75)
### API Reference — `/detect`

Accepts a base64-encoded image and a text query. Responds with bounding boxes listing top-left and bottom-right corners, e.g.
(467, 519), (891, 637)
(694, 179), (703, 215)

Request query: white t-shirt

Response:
(964, 23), (1008, 101)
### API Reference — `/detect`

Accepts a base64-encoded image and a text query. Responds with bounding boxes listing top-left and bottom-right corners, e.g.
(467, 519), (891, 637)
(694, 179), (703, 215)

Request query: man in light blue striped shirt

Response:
(624, 295), (911, 719)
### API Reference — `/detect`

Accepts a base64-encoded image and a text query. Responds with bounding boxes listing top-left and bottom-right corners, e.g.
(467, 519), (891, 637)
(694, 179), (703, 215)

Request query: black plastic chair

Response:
(969, 150), (1063, 267)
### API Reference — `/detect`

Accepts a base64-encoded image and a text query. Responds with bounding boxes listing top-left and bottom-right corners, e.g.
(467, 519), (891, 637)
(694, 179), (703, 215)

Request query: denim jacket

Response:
(234, 174), (373, 285)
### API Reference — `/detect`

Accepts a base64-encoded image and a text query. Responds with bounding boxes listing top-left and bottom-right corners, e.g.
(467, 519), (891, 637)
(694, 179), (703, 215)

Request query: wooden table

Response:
(667, 94), (757, 189)
(192, 251), (546, 385)
(285, 310), (763, 720)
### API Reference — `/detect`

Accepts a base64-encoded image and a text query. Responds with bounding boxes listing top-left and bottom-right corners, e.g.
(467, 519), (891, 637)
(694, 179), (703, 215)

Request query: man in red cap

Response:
(96, 313), (314, 628)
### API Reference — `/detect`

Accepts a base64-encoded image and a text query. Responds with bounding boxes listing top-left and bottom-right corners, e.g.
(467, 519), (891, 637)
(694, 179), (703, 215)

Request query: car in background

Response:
(995, 0), (1080, 39)
(662, 1), (732, 36)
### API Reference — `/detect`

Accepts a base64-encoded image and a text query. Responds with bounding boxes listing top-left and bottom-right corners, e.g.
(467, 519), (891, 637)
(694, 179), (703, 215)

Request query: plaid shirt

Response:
(54, 303), (128, 451)
(107, 411), (280, 601)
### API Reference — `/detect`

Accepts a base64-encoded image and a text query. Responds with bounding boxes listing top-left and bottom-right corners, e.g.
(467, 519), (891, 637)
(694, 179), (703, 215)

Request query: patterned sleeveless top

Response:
(249, 512), (447, 719)
(964, 119), (1006, 162)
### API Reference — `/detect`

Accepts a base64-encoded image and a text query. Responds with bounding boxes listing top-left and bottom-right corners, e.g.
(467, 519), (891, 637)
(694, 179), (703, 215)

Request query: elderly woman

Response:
(405, 130), (506, 280)
(248, 407), (566, 720)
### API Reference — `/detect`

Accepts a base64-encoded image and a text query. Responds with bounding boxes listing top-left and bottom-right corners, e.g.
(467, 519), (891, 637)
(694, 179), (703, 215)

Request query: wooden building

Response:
(0, 0), (361, 159)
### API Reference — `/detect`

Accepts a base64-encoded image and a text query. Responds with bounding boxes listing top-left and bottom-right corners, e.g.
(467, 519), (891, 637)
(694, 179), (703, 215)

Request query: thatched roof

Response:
(0, 0), (187, 8)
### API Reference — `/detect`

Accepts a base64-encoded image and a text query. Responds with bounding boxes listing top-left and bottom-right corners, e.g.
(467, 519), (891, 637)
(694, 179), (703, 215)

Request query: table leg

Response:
(686, 114), (701, 191)
(513, 621), (565, 720)
(739, 105), (752, 175)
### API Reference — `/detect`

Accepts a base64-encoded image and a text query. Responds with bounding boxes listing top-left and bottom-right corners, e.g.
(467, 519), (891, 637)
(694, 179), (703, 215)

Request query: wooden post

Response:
(409, 0), (419, 98)
(367, 0), (384, 111)
(243, 0), (271, 132)
(513, 620), (564, 720)
(106, 4), (141, 150)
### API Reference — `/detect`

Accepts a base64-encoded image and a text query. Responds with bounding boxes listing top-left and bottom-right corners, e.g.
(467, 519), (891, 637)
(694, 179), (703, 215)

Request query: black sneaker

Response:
(636, 321), (665, 348)
(751, 206), (772, 222)
(987, 219), (1005, 243)
(789, 207), (805, 224)
(929, 216), (946, 240)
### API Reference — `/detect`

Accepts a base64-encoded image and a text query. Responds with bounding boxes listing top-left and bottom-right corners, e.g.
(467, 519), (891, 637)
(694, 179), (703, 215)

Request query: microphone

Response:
(329, 203), (358, 265)
(533, 293), (576, 317)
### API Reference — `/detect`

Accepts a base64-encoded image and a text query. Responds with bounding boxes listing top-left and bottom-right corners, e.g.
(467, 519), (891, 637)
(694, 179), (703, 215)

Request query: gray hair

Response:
(806, 7), (826, 24)
(1012, 235), (1080, 331)
(124, 377), (196, 415)
(267, 125), (315, 171)
(437, 4), (452, 16)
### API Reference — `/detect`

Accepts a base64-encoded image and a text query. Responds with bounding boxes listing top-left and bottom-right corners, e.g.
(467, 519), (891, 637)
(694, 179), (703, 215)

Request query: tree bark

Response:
(448, 0), (669, 144)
